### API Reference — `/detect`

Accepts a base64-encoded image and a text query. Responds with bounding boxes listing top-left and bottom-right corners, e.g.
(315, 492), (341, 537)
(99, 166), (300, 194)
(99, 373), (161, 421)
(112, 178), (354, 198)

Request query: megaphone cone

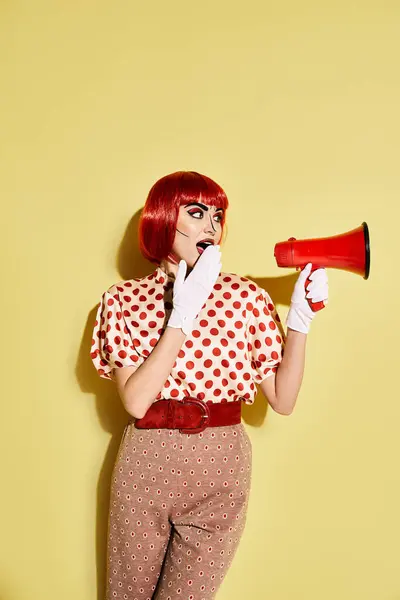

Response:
(274, 222), (370, 279)
(274, 222), (371, 312)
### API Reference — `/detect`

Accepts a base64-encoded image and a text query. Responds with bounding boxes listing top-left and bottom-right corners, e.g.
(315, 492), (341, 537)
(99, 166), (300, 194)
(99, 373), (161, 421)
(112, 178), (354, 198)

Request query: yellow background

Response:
(1, 1), (399, 599)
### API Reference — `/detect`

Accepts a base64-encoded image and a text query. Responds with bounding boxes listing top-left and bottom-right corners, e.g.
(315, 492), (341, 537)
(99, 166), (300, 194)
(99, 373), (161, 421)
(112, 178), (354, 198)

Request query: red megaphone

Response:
(274, 222), (371, 312)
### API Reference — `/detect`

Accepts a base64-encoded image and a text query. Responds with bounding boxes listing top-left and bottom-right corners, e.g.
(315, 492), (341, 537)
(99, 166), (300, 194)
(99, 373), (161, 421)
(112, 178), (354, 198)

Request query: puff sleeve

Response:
(90, 288), (144, 380)
(247, 288), (286, 383)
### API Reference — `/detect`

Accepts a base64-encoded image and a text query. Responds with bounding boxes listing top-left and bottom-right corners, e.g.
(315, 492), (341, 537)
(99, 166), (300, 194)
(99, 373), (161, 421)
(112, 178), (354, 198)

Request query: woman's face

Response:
(170, 201), (224, 268)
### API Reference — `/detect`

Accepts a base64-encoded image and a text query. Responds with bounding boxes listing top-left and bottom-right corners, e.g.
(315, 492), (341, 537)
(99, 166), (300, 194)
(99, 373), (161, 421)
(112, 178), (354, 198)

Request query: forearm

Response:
(275, 328), (307, 414)
(124, 326), (186, 418)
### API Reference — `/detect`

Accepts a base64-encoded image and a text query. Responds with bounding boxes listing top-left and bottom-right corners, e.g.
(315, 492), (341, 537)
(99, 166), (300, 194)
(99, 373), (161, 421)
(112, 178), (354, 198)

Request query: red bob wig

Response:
(138, 171), (229, 264)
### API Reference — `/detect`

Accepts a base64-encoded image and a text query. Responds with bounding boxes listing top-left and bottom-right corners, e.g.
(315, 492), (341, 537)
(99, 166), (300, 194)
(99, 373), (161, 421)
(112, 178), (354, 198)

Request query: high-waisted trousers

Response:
(105, 420), (252, 600)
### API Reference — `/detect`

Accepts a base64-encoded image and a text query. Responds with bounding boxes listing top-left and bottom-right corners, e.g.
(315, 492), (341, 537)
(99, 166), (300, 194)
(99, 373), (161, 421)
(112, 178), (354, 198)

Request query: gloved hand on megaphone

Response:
(287, 263), (329, 334)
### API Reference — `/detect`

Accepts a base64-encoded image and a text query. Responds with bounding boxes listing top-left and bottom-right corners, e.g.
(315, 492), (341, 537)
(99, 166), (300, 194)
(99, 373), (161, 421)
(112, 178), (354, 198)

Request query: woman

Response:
(91, 171), (328, 600)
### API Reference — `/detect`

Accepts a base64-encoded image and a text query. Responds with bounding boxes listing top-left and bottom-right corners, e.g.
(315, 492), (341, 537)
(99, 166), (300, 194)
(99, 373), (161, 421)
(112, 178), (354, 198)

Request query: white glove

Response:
(286, 263), (329, 334)
(168, 245), (222, 335)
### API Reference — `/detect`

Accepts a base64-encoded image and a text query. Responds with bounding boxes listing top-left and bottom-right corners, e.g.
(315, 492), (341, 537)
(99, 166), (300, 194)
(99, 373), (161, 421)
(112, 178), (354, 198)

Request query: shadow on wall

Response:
(75, 208), (298, 600)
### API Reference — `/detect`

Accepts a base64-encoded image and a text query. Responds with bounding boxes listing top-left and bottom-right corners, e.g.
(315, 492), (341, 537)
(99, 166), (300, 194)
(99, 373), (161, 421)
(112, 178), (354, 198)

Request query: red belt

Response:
(134, 398), (242, 435)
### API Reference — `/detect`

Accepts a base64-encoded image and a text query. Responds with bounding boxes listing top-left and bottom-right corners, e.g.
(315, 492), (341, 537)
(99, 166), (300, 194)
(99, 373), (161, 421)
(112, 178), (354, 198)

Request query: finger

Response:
(175, 260), (187, 289)
(308, 293), (329, 303)
(306, 286), (329, 301)
(306, 279), (329, 294)
(197, 244), (220, 267)
(308, 269), (327, 282)
(306, 281), (328, 296)
(296, 262), (313, 284)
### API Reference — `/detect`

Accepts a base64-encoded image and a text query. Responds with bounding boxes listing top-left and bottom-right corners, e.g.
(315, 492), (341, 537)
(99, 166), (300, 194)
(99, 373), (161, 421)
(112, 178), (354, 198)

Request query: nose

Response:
(204, 213), (217, 234)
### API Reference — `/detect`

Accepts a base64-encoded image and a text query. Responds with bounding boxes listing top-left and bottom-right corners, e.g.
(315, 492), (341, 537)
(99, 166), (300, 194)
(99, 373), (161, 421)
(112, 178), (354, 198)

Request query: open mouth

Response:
(196, 240), (214, 254)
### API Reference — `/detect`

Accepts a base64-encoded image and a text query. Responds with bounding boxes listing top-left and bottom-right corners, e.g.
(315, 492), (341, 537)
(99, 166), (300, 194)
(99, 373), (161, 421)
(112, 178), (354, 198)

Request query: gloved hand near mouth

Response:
(168, 244), (222, 336)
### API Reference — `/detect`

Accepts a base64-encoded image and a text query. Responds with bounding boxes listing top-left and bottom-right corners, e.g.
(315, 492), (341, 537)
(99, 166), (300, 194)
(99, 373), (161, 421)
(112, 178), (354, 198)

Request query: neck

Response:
(159, 257), (193, 280)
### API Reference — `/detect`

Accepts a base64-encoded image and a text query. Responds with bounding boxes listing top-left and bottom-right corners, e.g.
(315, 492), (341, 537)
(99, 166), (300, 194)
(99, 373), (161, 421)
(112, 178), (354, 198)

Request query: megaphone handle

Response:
(306, 265), (325, 313)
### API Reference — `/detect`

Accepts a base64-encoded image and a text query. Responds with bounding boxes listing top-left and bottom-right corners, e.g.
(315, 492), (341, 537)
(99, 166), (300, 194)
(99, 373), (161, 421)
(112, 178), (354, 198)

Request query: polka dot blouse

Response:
(91, 266), (285, 405)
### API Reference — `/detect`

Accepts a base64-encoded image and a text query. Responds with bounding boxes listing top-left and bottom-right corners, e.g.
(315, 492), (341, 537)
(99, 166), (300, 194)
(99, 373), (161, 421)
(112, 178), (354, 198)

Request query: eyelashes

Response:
(187, 209), (223, 223)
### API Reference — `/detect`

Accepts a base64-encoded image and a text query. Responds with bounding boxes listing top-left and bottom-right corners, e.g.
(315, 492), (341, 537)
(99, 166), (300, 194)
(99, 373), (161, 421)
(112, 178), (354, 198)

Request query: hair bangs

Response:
(178, 172), (229, 212)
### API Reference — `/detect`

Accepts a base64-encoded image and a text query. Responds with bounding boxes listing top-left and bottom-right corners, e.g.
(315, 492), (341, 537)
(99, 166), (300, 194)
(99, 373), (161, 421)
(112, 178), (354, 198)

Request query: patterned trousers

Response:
(105, 421), (252, 600)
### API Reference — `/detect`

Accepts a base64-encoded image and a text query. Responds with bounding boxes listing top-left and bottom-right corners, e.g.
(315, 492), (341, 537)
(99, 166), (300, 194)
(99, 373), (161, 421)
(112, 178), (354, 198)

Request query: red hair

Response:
(138, 171), (229, 264)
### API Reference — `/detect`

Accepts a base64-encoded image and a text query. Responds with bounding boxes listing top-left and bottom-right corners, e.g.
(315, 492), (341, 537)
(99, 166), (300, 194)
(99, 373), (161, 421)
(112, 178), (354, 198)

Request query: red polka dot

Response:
(229, 372), (237, 380)
(205, 381), (213, 389)
(234, 321), (243, 329)
(202, 338), (211, 347)
(192, 330), (201, 338)
(217, 320), (226, 328)
(210, 328), (219, 336)
(149, 338), (157, 347)
(186, 361), (194, 369)
(200, 320), (208, 327)
(269, 321), (277, 330)
(216, 301), (224, 308)
(178, 371), (186, 379)
(265, 337), (273, 346)
(223, 292), (232, 300)
(213, 369), (221, 377)
(195, 371), (204, 380)
(271, 351), (279, 360)
(213, 389), (222, 396)
(207, 309), (216, 317)
(194, 350), (203, 359)
(171, 389), (179, 397)
(148, 321), (157, 328)
(225, 310), (233, 318)
(186, 340), (194, 348)
(204, 359), (213, 368)
(221, 339), (228, 347)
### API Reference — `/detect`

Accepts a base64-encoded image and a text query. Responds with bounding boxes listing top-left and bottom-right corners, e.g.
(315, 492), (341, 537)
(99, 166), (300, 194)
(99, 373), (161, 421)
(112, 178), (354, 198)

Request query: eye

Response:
(214, 213), (223, 223)
(187, 209), (203, 219)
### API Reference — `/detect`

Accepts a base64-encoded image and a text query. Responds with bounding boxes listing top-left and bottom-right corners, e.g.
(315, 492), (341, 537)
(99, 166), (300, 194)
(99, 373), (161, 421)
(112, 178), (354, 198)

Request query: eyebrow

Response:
(184, 202), (225, 213)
